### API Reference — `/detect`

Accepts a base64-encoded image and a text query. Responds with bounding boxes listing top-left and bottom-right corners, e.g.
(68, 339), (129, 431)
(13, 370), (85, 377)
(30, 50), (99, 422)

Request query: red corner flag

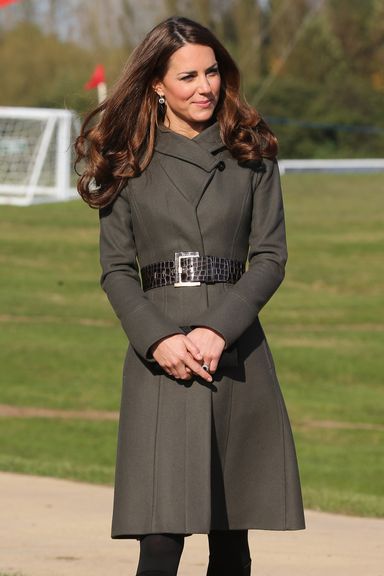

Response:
(85, 64), (105, 90)
(0, 0), (20, 7)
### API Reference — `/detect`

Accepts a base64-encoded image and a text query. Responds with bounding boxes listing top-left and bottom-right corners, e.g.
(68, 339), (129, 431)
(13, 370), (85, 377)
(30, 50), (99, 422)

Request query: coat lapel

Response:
(154, 122), (226, 207)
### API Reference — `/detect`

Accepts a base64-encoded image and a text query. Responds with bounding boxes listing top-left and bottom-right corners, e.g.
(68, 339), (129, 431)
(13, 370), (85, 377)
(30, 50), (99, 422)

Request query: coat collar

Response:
(154, 120), (226, 172)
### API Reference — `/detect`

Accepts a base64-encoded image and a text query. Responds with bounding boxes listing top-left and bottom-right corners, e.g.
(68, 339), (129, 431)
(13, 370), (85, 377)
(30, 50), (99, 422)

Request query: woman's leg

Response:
(136, 533), (185, 576)
(206, 530), (252, 576)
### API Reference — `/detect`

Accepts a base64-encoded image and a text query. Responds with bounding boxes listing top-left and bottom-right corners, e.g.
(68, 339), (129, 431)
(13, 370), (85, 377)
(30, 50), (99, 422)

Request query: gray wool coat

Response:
(99, 121), (305, 539)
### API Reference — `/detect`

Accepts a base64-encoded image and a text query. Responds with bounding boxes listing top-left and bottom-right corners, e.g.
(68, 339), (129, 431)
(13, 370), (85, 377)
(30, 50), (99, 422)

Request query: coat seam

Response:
(158, 158), (192, 205)
(262, 339), (287, 528)
(222, 379), (234, 476)
(151, 375), (162, 532)
(184, 387), (188, 533)
(130, 191), (157, 263)
(194, 170), (216, 209)
(230, 180), (252, 259)
(278, 395), (287, 529)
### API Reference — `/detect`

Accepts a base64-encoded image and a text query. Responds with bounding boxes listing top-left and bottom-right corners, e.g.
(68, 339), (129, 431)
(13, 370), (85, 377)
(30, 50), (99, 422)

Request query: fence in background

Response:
(1, 106), (383, 206)
(279, 158), (384, 175)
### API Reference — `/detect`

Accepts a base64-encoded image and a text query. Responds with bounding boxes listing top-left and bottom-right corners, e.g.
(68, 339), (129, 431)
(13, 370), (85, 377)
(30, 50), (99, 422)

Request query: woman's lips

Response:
(193, 100), (213, 108)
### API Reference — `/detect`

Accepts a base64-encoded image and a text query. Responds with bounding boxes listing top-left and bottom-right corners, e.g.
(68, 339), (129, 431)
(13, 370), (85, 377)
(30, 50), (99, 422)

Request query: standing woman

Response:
(75, 16), (305, 576)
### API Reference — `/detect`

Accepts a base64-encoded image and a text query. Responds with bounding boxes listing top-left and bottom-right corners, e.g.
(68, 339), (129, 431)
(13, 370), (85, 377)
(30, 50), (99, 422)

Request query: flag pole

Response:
(84, 64), (107, 104)
(97, 82), (107, 104)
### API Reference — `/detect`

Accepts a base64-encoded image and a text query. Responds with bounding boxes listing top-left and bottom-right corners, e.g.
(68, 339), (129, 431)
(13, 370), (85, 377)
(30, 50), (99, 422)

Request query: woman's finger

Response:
(184, 355), (213, 383)
(183, 337), (203, 361)
(207, 355), (220, 374)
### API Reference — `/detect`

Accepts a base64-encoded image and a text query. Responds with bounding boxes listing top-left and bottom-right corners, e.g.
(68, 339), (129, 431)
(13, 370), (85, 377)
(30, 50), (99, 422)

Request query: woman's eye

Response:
(208, 68), (219, 76)
(180, 75), (193, 81)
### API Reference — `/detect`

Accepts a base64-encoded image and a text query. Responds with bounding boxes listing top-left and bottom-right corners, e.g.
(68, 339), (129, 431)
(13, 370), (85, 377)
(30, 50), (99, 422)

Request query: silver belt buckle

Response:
(174, 251), (201, 287)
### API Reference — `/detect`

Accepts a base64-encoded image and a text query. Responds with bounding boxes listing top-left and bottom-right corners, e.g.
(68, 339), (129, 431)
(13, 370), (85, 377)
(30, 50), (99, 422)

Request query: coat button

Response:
(217, 161), (226, 171)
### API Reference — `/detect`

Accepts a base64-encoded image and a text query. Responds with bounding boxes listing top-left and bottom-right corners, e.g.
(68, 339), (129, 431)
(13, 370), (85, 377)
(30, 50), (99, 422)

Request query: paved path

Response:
(1, 472), (383, 576)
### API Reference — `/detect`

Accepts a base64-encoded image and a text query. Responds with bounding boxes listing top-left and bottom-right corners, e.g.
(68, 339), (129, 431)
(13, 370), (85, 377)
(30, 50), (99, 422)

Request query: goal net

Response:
(0, 107), (80, 206)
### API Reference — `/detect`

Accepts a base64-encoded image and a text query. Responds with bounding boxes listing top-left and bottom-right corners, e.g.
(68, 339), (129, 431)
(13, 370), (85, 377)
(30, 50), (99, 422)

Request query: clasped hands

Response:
(149, 327), (226, 382)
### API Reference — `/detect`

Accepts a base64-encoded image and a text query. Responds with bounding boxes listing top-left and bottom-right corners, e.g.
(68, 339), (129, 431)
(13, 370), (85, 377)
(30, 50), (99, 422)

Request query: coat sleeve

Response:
(191, 158), (287, 349)
(99, 186), (184, 361)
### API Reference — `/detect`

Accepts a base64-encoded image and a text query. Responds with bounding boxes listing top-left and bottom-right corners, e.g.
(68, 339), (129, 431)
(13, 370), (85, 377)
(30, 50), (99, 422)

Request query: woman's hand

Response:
(150, 334), (213, 382)
(184, 327), (226, 374)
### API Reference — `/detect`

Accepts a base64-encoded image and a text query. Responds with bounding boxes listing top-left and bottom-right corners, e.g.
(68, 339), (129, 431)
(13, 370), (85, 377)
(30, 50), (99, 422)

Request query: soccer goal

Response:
(0, 107), (81, 206)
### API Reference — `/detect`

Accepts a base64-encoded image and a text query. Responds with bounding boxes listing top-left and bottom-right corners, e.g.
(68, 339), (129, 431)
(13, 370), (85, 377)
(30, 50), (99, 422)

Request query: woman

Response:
(75, 16), (305, 576)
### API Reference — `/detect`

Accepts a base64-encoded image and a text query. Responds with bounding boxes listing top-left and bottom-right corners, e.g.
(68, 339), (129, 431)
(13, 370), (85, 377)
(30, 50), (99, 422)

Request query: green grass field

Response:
(0, 173), (383, 517)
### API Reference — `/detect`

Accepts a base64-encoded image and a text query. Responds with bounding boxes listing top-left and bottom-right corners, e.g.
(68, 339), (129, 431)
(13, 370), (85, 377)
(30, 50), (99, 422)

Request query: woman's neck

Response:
(162, 115), (211, 139)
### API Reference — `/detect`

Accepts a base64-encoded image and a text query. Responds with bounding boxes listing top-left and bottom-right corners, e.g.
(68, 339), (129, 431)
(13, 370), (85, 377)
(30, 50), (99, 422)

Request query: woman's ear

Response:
(152, 80), (164, 96)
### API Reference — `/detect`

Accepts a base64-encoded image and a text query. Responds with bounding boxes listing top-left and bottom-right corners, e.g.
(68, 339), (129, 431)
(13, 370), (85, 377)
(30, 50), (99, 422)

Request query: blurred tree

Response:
(221, 0), (263, 86)
(270, 8), (341, 83)
(0, 21), (126, 113)
(16, 0), (35, 21)
(268, 0), (309, 58)
(368, 0), (384, 92)
(0, 0), (382, 157)
(326, 0), (375, 75)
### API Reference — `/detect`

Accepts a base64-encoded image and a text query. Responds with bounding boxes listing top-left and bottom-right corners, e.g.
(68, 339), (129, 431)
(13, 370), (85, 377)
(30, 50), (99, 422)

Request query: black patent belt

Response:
(140, 251), (245, 291)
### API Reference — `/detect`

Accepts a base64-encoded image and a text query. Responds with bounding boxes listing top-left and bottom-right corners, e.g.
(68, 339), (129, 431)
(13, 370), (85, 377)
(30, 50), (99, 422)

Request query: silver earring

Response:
(158, 95), (165, 105)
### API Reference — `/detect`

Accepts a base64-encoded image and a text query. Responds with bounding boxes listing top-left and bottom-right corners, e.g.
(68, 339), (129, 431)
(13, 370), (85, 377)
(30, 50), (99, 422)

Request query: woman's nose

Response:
(197, 75), (212, 93)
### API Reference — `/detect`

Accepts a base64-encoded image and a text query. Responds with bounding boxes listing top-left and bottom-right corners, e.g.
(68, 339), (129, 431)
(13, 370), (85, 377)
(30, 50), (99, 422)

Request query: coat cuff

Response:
(102, 274), (185, 362)
(191, 291), (255, 349)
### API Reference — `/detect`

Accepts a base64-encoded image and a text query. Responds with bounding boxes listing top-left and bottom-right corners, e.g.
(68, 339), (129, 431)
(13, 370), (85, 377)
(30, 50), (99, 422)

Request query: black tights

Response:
(136, 533), (184, 576)
(136, 530), (251, 576)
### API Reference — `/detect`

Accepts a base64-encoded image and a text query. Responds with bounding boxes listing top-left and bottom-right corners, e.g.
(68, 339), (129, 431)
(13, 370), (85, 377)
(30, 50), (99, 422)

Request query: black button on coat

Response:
(99, 122), (306, 538)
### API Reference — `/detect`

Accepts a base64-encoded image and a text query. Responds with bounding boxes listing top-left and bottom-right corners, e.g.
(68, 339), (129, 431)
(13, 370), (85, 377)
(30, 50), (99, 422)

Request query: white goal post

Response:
(0, 107), (80, 206)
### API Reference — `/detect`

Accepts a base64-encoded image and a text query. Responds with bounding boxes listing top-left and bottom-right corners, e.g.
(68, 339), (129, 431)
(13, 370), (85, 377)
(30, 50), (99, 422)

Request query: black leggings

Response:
(136, 530), (251, 576)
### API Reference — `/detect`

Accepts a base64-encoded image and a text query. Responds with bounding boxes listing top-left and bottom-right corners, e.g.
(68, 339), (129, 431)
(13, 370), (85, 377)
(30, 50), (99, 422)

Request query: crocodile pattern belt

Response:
(140, 252), (245, 291)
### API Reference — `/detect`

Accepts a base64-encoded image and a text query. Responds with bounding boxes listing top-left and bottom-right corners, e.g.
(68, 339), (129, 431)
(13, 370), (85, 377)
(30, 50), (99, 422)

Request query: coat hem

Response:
(111, 522), (306, 540)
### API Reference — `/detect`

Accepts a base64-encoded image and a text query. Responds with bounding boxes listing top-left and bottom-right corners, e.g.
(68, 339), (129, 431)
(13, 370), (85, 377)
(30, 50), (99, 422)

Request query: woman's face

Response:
(154, 43), (221, 138)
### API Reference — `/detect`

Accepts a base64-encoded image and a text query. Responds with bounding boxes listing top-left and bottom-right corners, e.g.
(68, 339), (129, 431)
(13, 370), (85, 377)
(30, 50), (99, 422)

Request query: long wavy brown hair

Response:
(74, 16), (278, 208)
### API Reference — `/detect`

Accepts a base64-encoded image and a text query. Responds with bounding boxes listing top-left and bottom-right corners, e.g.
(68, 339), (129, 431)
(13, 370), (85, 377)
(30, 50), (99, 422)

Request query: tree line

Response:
(1, 0), (383, 158)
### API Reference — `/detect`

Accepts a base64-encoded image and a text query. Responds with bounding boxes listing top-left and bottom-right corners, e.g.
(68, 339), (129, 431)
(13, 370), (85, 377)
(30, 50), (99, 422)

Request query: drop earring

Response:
(158, 95), (165, 105)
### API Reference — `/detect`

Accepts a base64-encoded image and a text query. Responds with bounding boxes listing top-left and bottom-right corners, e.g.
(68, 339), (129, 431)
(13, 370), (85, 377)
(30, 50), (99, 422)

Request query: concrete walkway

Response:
(1, 472), (383, 576)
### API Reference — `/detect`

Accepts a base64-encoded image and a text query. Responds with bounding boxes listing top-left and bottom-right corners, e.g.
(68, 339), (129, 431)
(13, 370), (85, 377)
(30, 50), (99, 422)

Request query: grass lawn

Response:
(0, 173), (383, 517)
(0, 417), (117, 485)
